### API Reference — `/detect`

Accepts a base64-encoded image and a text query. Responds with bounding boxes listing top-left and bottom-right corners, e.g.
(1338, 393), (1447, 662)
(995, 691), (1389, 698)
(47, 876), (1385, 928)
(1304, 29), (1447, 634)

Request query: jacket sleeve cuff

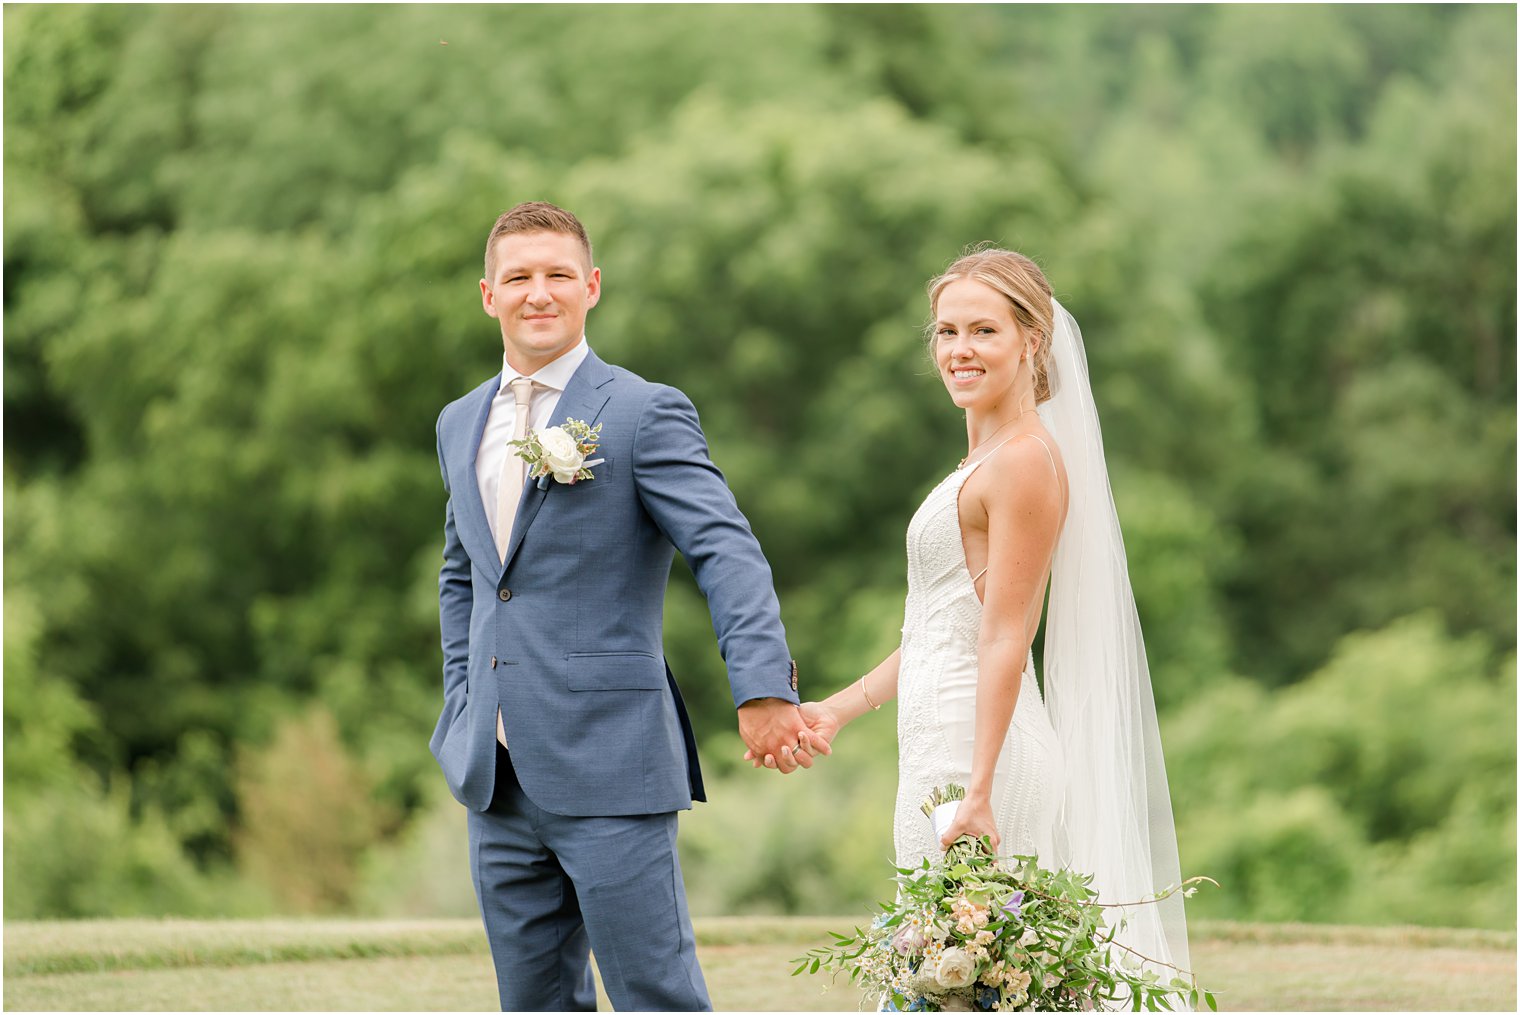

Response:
(732, 660), (801, 707)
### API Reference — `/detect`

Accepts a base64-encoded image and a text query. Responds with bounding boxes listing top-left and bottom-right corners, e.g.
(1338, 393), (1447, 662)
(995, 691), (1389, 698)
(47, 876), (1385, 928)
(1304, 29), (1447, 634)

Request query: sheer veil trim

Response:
(1038, 299), (1191, 974)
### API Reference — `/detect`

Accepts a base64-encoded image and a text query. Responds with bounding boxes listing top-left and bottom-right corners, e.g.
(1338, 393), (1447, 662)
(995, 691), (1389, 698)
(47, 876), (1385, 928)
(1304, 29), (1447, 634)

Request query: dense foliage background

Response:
(5, 5), (1514, 929)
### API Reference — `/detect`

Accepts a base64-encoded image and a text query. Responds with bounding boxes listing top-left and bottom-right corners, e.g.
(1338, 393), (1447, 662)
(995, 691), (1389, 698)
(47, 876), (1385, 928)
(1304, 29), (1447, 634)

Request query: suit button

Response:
(498, 588), (512, 602)
(490, 656), (498, 668)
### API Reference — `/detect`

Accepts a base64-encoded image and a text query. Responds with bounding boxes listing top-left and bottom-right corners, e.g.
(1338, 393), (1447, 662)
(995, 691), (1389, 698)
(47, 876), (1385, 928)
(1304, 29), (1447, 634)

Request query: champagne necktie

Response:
(494, 377), (537, 562)
(495, 376), (536, 750)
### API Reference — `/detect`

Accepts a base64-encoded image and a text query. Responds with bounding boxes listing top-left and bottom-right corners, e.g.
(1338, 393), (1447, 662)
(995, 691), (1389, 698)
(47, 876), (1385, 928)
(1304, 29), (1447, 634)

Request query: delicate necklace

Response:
(958, 408), (1036, 469)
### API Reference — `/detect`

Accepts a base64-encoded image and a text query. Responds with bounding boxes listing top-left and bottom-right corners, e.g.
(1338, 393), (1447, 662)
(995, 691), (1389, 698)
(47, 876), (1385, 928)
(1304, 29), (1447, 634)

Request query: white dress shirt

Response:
(475, 338), (591, 546)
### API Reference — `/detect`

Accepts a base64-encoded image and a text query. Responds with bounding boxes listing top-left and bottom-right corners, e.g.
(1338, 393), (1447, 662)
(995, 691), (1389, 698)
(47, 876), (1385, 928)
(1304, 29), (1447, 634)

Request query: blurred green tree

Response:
(1168, 614), (1516, 928)
(234, 707), (391, 913)
(1202, 18), (1516, 678)
(2, 3), (1511, 924)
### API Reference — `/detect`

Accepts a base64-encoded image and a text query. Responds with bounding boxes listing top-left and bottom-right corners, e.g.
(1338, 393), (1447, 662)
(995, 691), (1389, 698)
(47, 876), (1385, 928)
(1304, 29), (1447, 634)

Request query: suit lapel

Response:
(501, 350), (615, 574)
(457, 374), (505, 584)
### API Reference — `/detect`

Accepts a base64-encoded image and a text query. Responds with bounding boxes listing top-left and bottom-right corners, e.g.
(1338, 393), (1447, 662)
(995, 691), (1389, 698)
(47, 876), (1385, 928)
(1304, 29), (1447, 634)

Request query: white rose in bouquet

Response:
(938, 993), (974, 1011)
(934, 947), (975, 989)
(538, 426), (586, 483)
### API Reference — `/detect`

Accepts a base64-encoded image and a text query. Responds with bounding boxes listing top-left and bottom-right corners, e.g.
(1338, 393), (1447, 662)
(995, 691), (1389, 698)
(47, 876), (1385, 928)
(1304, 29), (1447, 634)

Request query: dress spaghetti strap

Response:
(966, 432), (1062, 585)
(962, 431), (1060, 482)
(1025, 433), (1058, 479)
(961, 432), (1026, 477)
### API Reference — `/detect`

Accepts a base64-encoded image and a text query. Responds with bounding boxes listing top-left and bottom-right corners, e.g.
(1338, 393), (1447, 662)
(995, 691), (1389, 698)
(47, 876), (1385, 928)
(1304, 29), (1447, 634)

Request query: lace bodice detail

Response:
(893, 453), (1063, 869)
(900, 469), (984, 672)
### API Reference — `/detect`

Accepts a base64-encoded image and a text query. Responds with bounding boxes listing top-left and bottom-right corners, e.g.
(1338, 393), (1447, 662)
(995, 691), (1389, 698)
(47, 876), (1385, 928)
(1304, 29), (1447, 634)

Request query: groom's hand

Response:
(743, 701), (843, 770)
(737, 698), (827, 774)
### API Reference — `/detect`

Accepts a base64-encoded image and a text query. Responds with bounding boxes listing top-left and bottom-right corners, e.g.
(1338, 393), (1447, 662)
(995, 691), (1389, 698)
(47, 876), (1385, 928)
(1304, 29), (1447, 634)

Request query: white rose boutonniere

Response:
(511, 418), (604, 486)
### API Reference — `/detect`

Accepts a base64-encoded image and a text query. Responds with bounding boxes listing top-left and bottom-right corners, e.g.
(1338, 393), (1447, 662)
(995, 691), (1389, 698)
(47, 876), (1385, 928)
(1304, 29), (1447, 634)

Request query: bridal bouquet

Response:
(794, 786), (1215, 1012)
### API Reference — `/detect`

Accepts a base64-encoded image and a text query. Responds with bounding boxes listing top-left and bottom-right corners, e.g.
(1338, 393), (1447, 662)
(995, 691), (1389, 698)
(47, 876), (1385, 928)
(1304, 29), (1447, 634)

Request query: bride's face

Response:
(933, 279), (1025, 410)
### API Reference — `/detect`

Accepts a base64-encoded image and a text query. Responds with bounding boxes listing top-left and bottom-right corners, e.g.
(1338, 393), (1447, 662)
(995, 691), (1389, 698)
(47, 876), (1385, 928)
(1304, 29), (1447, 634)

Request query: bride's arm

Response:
(747, 649), (899, 766)
(942, 442), (1064, 850)
(820, 647), (902, 729)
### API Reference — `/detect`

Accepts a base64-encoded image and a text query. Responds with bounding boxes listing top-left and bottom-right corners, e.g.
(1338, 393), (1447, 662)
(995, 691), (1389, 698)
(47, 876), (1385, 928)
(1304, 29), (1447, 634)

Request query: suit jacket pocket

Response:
(432, 702), (471, 771)
(566, 651), (665, 691)
(561, 455), (614, 487)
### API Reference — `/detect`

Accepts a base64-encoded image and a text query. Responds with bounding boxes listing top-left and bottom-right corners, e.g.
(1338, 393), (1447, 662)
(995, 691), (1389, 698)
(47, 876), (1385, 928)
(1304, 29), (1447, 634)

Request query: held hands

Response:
(938, 792), (1001, 853)
(798, 701), (844, 749)
(742, 701), (843, 771)
(736, 697), (831, 775)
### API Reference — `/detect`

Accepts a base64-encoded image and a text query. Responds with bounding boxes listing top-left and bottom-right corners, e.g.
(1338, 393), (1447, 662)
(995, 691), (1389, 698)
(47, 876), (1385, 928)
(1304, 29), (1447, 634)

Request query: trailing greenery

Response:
(4, 5), (1513, 927)
(796, 828), (1216, 1012)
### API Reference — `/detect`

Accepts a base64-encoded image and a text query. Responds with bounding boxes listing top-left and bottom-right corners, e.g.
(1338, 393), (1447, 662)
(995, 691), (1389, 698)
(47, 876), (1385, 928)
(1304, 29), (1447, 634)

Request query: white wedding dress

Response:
(884, 300), (1191, 993)
(892, 435), (1064, 869)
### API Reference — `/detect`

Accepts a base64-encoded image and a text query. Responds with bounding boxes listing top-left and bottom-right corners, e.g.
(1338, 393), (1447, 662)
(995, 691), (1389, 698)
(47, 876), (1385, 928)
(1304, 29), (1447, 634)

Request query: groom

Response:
(430, 201), (820, 1011)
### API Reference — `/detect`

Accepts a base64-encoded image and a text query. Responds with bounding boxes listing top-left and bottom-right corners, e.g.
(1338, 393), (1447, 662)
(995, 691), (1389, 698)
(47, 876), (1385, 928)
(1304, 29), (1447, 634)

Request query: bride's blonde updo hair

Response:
(927, 246), (1056, 404)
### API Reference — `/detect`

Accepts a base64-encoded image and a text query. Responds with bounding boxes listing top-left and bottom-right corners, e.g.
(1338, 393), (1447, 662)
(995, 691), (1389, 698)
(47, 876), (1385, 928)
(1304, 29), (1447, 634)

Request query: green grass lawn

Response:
(4, 917), (1514, 1011)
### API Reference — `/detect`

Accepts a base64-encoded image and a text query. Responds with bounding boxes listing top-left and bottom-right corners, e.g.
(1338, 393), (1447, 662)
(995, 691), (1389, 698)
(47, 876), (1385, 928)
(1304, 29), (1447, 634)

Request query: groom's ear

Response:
(480, 277), (499, 318)
(584, 266), (602, 310)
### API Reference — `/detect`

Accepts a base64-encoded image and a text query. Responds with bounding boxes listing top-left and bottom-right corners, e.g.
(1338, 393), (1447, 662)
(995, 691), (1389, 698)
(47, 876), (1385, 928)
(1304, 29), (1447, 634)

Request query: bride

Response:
(770, 247), (1191, 977)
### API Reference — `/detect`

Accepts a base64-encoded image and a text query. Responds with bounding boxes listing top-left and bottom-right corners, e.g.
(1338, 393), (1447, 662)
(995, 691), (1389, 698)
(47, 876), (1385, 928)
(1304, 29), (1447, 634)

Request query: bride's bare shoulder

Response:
(965, 432), (1066, 522)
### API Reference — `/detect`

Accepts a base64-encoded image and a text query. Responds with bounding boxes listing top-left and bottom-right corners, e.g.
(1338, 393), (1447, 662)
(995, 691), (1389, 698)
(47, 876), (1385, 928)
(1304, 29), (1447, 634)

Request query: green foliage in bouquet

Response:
(796, 790), (1216, 1012)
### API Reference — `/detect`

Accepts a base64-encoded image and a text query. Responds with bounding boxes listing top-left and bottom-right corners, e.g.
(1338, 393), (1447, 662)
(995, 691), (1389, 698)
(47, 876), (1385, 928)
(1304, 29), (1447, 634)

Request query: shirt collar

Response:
(501, 337), (590, 395)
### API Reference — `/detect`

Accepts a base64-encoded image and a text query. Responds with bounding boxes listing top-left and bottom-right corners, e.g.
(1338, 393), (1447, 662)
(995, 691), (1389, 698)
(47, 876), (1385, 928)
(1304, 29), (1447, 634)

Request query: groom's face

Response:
(481, 230), (601, 375)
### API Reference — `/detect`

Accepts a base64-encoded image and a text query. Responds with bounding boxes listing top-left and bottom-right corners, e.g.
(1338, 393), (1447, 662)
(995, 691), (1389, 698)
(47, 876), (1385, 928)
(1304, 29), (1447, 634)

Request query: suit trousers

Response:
(468, 744), (712, 1012)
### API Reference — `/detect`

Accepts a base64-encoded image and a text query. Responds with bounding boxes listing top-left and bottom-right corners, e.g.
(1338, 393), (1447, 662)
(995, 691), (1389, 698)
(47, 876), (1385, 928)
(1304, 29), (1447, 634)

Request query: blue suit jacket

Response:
(430, 349), (798, 816)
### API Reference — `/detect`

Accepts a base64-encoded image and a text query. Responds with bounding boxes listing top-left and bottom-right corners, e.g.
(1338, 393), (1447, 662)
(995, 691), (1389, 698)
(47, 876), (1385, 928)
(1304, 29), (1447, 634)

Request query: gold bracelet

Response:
(859, 675), (881, 711)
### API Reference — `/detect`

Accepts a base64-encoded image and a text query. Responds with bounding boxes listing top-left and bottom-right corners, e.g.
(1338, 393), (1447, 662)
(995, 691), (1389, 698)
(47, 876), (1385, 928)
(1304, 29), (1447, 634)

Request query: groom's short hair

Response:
(484, 202), (594, 279)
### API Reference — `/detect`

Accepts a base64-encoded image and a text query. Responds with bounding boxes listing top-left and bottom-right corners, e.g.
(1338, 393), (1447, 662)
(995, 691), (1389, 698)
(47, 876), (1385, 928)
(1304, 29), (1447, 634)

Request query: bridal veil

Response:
(1037, 299), (1192, 976)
